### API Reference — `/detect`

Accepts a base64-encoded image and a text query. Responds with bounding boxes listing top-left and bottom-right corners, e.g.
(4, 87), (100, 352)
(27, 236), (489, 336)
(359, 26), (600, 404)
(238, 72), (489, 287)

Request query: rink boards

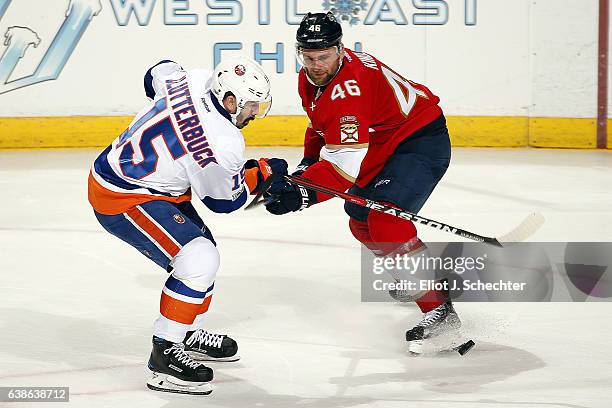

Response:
(0, 115), (610, 149)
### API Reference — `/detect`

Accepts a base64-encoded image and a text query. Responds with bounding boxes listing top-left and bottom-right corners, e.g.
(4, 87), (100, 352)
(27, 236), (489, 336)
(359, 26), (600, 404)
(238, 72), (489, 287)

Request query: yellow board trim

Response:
(445, 116), (528, 147)
(0, 115), (610, 149)
(528, 117), (599, 148)
(0, 116), (132, 149)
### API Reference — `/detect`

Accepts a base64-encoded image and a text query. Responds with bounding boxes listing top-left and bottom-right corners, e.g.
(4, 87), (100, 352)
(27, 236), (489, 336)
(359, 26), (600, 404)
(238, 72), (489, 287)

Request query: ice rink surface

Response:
(0, 147), (611, 408)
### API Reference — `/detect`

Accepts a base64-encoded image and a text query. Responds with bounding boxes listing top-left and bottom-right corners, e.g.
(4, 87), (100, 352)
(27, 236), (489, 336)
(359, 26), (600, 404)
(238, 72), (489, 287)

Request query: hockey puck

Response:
(456, 340), (475, 356)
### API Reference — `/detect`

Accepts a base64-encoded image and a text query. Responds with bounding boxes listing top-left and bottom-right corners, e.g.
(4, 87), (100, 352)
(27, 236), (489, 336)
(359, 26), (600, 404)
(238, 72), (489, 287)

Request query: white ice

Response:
(0, 147), (611, 408)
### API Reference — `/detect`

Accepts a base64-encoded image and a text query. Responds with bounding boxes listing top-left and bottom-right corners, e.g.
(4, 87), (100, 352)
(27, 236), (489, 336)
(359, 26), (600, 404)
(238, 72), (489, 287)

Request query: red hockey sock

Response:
(367, 207), (449, 312)
(415, 282), (448, 313)
(348, 217), (380, 252)
(367, 207), (417, 255)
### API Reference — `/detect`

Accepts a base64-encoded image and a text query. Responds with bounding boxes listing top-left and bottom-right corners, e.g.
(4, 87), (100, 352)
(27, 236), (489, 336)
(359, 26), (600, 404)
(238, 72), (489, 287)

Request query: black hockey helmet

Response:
(296, 12), (343, 50)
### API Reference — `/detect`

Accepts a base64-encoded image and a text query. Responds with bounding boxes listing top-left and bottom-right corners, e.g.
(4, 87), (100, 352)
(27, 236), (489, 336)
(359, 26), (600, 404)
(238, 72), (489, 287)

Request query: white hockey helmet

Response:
(211, 56), (272, 122)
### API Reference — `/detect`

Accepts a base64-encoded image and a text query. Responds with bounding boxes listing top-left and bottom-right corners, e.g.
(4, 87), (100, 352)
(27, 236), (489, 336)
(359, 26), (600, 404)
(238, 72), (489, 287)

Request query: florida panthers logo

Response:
(234, 64), (246, 76)
(340, 115), (360, 143)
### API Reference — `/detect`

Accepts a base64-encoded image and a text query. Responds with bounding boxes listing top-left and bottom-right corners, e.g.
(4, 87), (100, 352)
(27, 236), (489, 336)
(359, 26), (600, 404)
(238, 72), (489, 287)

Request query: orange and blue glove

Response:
(244, 158), (288, 195)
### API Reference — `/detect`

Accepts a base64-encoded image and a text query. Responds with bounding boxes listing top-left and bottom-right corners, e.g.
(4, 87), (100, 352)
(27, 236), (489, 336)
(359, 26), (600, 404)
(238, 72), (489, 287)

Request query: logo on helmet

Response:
(234, 64), (246, 76)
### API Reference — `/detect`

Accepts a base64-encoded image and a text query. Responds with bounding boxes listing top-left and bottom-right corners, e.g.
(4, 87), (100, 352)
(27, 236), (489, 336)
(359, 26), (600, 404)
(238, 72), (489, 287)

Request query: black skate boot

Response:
(147, 337), (214, 395)
(405, 300), (463, 355)
(184, 329), (240, 362)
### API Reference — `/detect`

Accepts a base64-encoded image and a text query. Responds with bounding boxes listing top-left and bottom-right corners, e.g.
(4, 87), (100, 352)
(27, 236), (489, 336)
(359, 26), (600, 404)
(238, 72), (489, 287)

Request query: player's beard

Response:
(306, 69), (334, 86)
(305, 59), (343, 87)
(236, 115), (255, 129)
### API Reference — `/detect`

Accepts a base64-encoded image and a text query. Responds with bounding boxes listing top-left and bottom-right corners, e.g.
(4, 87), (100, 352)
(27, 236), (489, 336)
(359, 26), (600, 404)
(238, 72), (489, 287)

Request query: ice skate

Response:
(184, 329), (240, 362)
(405, 300), (465, 355)
(147, 337), (214, 395)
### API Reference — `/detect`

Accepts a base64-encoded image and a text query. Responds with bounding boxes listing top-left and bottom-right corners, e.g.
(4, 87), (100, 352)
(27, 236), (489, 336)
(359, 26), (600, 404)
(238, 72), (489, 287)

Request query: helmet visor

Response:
(242, 98), (272, 119)
(296, 45), (341, 68)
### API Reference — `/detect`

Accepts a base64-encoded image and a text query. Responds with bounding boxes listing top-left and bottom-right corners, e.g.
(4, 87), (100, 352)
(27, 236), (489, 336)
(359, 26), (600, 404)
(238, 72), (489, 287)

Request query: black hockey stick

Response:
(246, 174), (544, 247)
(244, 174), (279, 210)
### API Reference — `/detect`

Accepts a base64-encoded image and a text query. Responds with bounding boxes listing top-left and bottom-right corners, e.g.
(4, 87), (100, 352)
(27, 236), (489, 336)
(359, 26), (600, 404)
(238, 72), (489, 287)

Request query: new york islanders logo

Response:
(234, 64), (246, 76)
(173, 214), (186, 224)
(0, 0), (101, 95)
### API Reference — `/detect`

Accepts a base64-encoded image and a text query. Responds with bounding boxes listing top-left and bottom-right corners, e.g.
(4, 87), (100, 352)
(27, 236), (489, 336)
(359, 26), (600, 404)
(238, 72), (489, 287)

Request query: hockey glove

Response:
(264, 181), (316, 215)
(244, 158), (288, 194)
(292, 157), (317, 176)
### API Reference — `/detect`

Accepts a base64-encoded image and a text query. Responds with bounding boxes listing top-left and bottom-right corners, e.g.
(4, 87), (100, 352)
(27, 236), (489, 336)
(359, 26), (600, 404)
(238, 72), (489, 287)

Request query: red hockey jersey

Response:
(298, 48), (443, 188)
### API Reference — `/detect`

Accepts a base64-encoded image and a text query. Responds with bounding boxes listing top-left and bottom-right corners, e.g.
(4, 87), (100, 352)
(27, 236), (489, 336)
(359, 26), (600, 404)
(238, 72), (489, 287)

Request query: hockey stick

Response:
(246, 174), (544, 247)
(244, 174), (278, 210)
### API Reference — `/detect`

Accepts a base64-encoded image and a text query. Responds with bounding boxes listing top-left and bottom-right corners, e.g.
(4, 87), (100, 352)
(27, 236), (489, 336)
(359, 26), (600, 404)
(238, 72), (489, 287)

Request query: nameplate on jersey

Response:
(165, 76), (218, 169)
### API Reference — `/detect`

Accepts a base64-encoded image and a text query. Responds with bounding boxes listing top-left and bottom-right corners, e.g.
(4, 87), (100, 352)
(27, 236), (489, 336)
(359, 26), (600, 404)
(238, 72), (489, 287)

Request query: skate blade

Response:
(408, 339), (475, 356)
(147, 373), (213, 395)
(407, 339), (423, 355)
(187, 351), (241, 362)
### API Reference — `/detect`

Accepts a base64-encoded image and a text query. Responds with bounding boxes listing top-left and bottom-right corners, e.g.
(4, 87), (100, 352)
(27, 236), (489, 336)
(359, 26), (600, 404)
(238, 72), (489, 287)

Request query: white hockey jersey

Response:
(88, 62), (249, 215)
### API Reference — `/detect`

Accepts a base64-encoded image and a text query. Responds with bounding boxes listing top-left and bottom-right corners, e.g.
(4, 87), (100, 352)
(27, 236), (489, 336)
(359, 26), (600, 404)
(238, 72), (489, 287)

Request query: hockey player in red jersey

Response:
(265, 12), (460, 353)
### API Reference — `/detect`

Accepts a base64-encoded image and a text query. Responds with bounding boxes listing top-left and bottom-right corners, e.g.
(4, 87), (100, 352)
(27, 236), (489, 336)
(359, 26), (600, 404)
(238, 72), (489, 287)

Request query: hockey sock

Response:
(155, 275), (215, 343)
(188, 299), (213, 332)
(414, 280), (449, 313)
(367, 206), (417, 256)
(154, 237), (218, 343)
(348, 217), (380, 253)
(367, 207), (449, 312)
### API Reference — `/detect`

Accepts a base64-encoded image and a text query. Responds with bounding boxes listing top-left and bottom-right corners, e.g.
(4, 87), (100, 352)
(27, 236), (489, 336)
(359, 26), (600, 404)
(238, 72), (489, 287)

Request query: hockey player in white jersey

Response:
(88, 56), (287, 395)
